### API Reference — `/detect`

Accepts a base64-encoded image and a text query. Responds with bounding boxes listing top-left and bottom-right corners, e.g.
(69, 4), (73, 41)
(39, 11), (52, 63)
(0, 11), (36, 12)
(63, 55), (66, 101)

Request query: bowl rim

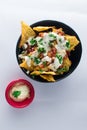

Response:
(16, 20), (82, 83)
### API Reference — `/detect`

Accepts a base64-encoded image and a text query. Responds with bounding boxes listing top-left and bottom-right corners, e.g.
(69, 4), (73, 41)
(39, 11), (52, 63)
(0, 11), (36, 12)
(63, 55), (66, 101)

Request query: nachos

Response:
(18, 21), (79, 82)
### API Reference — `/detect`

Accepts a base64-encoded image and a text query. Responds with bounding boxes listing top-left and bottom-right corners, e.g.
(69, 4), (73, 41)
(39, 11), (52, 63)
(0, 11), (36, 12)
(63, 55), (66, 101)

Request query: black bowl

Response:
(16, 20), (82, 82)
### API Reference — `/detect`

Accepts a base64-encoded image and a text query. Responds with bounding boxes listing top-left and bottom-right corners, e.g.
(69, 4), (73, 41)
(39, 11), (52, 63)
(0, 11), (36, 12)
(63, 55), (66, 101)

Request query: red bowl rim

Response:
(5, 79), (35, 108)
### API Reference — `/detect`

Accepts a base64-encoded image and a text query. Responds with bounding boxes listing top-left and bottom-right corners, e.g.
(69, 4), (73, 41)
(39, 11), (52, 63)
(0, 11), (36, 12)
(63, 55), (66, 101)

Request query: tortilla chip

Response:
(20, 60), (35, 71)
(56, 57), (71, 75)
(63, 57), (71, 68)
(30, 71), (56, 75)
(40, 74), (55, 82)
(33, 26), (54, 32)
(65, 35), (79, 51)
(34, 66), (49, 71)
(53, 28), (64, 34)
(20, 60), (29, 70)
(19, 21), (36, 47)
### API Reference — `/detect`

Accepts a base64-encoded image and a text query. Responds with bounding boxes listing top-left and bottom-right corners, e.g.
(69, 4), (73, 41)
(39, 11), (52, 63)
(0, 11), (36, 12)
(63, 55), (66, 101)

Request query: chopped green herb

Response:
(56, 67), (69, 74)
(38, 38), (43, 43)
(43, 61), (47, 66)
(48, 41), (53, 46)
(56, 53), (63, 64)
(34, 57), (41, 64)
(38, 47), (46, 53)
(49, 33), (56, 39)
(28, 55), (31, 58)
(12, 91), (21, 98)
(59, 38), (62, 42)
(39, 42), (43, 45)
(39, 69), (44, 73)
(66, 41), (70, 48)
(30, 38), (36, 46)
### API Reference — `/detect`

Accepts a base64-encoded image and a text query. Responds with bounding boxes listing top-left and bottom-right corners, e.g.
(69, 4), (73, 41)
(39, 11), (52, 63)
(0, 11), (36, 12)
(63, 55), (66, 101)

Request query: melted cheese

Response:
(48, 57), (61, 71)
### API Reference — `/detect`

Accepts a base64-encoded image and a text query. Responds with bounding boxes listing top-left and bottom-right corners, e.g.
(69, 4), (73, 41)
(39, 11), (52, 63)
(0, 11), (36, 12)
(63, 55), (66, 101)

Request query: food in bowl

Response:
(5, 79), (35, 108)
(9, 82), (30, 102)
(16, 21), (80, 82)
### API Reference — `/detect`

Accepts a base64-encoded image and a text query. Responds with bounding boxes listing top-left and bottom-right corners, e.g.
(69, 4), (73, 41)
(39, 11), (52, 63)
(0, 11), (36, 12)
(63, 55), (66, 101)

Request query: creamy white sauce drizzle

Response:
(19, 31), (70, 72)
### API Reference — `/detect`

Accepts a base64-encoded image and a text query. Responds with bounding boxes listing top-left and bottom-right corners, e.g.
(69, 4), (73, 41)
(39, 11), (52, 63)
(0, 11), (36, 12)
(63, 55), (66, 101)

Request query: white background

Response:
(0, 0), (87, 130)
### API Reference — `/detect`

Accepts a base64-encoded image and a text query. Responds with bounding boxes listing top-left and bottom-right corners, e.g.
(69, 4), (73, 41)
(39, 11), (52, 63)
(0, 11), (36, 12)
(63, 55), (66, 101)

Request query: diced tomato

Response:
(66, 51), (70, 56)
(56, 29), (64, 36)
(38, 53), (44, 59)
(47, 47), (57, 57)
(47, 51), (53, 57)
(59, 64), (63, 68)
(63, 55), (68, 60)
(39, 64), (44, 68)
(51, 47), (57, 54)
(39, 33), (44, 37)
(27, 45), (35, 53)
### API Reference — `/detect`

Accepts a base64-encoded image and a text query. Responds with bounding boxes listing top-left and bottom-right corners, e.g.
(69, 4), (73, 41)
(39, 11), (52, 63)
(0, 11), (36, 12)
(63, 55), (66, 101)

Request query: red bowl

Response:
(5, 79), (35, 108)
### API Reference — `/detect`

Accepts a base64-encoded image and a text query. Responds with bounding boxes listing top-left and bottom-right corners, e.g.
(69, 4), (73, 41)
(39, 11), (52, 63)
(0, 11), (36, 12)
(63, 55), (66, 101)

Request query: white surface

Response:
(0, 0), (87, 130)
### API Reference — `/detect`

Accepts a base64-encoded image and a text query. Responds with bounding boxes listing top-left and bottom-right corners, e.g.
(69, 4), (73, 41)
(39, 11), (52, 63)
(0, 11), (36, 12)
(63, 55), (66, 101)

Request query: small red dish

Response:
(5, 79), (35, 108)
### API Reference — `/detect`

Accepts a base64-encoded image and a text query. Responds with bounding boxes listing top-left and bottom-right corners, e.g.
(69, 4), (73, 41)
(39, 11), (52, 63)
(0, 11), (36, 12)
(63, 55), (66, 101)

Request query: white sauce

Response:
(27, 36), (34, 45)
(30, 50), (39, 59)
(12, 85), (29, 99)
(43, 33), (50, 43)
(25, 56), (31, 67)
(23, 43), (28, 49)
(42, 56), (51, 62)
(20, 31), (70, 71)
(10, 83), (30, 102)
(36, 36), (43, 43)
(48, 57), (61, 71)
